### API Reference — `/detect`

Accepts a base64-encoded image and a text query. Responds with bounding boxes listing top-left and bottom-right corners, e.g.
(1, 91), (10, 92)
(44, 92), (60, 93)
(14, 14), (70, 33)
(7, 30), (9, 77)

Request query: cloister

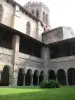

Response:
(0, 65), (75, 86)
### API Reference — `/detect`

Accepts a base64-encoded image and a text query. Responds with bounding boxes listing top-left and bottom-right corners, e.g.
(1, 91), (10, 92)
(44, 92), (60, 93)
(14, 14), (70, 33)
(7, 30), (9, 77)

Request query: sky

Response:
(15, 0), (75, 32)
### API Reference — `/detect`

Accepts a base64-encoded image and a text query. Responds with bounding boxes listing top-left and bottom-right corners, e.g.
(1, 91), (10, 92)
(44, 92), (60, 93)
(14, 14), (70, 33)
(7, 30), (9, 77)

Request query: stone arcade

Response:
(0, 0), (75, 86)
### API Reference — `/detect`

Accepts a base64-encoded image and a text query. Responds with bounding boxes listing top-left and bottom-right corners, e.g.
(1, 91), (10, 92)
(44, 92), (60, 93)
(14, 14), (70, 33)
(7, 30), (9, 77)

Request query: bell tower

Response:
(24, 1), (51, 32)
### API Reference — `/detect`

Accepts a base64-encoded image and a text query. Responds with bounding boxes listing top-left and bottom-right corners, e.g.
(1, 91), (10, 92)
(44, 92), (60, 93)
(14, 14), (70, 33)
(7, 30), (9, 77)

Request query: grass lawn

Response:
(0, 86), (75, 100)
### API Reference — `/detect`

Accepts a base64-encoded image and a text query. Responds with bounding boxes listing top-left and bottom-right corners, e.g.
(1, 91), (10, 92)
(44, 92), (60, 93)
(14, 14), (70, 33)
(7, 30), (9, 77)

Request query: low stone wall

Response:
(19, 53), (44, 73)
(42, 27), (75, 44)
(48, 56), (75, 73)
(0, 47), (44, 72)
(0, 47), (13, 70)
(42, 27), (63, 44)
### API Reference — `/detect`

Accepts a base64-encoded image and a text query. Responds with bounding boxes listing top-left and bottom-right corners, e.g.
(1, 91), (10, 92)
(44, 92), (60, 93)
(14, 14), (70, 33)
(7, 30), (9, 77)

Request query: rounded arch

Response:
(57, 69), (66, 85)
(17, 68), (24, 86)
(67, 68), (75, 85)
(33, 70), (39, 85)
(26, 21), (31, 35)
(1, 65), (10, 86)
(36, 9), (39, 18)
(25, 69), (32, 86)
(48, 70), (56, 81)
(39, 71), (44, 84)
(0, 4), (3, 22)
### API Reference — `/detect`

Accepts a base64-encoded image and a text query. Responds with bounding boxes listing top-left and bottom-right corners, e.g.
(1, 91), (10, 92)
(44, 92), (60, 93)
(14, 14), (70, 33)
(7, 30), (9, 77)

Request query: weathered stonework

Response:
(19, 53), (44, 74)
(0, 0), (75, 86)
(0, 47), (12, 70)
(48, 56), (75, 73)
(43, 27), (75, 44)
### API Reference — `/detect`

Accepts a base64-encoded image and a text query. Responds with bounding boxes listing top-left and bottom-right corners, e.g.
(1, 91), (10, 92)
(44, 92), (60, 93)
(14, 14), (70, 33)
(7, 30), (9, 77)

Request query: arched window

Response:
(1, 65), (9, 86)
(36, 10), (39, 18)
(67, 68), (75, 85)
(43, 11), (45, 22)
(57, 69), (66, 85)
(26, 21), (31, 35)
(17, 68), (24, 86)
(45, 13), (48, 23)
(0, 4), (3, 22)
(48, 70), (56, 81)
(31, 9), (34, 14)
(33, 70), (39, 86)
(25, 69), (32, 86)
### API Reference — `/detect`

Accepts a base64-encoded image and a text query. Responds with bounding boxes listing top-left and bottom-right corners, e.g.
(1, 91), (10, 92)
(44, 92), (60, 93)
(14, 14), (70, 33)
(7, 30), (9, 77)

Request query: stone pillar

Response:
(56, 73), (58, 83)
(9, 69), (13, 86)
(66, 73), (68, 85)
(12, 35), (20, 87)
(37, 75), (39, 85)
(41, 45), (50, 82)
(23, 74), (25, 86)
(31, 74), (33, 86)
(44, 73), (48, 82)
(0, 71), (2, 82)
(41, 45), (50, 61)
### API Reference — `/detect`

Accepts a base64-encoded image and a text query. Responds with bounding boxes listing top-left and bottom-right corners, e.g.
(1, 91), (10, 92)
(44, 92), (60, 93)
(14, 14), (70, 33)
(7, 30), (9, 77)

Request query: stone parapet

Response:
(43, 26), (75, 44)
(0, 47), (12, 55)
(50, 55), (75, 63)
(19, 53), (43, 63)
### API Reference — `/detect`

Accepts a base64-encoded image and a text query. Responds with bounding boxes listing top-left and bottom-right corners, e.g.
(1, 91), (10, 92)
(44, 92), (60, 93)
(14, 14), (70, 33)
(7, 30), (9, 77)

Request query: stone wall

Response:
(43, 27), (63, 44)
(0, 47), (44, 73)
(0, 47), (12, 70)
(42, 27), (75, 44)
(0, 0), (44, 41)
(19, 53), (44, 74)
(0, 0), (14, 26)
(48, 56), (75, 73)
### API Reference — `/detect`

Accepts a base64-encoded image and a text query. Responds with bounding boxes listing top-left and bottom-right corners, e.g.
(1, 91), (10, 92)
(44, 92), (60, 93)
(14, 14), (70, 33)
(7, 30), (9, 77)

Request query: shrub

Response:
(40, 81), (48, 88)
(40, 80), (60, 88)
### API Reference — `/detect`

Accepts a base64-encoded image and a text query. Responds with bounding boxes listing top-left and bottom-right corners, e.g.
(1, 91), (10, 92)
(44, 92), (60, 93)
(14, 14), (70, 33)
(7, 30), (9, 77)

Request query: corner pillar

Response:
(12, 35), (20, 87)
(41, 45), (50, 82)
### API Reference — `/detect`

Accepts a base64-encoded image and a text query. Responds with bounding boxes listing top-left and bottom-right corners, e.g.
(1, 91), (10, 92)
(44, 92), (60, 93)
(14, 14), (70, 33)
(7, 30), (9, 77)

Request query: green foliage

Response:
(40, 80), (60, 88)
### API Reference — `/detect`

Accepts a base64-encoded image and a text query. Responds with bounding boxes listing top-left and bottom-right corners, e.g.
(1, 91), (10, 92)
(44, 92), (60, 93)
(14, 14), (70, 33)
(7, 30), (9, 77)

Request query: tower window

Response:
(43, 11), (45, 22)
(0, 4), (3, 22)
(32, 9), (34, 14)
(26, 21), (31, 35)
(45, 14), (48, 23)
(36, 10), (39, 18)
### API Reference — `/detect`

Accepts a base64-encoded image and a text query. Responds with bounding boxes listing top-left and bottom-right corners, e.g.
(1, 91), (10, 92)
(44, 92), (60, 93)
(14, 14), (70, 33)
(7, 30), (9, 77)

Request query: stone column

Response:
(12, 35), (20, 87)
(56, 73), (58, 83)
(41, 45), (50, 61)
(41, 45), (50, 82)
(0, 71), (2, 82)
(44, 73), (48, 82)
(66, 73), (68, 85)
(23, 74), (25, 86)
(37, 75), (39, 86)
(31, 74), (33, 86)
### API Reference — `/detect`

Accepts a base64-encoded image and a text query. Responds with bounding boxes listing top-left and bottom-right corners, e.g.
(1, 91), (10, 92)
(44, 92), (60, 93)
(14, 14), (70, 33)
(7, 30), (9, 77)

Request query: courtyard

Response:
(0, 86), (75, 100)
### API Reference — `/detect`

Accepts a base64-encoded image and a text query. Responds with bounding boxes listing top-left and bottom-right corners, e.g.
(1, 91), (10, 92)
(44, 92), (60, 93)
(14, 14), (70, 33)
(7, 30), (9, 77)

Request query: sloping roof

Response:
(0, 23), (44, 45)
(6, 0), (43, 26)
